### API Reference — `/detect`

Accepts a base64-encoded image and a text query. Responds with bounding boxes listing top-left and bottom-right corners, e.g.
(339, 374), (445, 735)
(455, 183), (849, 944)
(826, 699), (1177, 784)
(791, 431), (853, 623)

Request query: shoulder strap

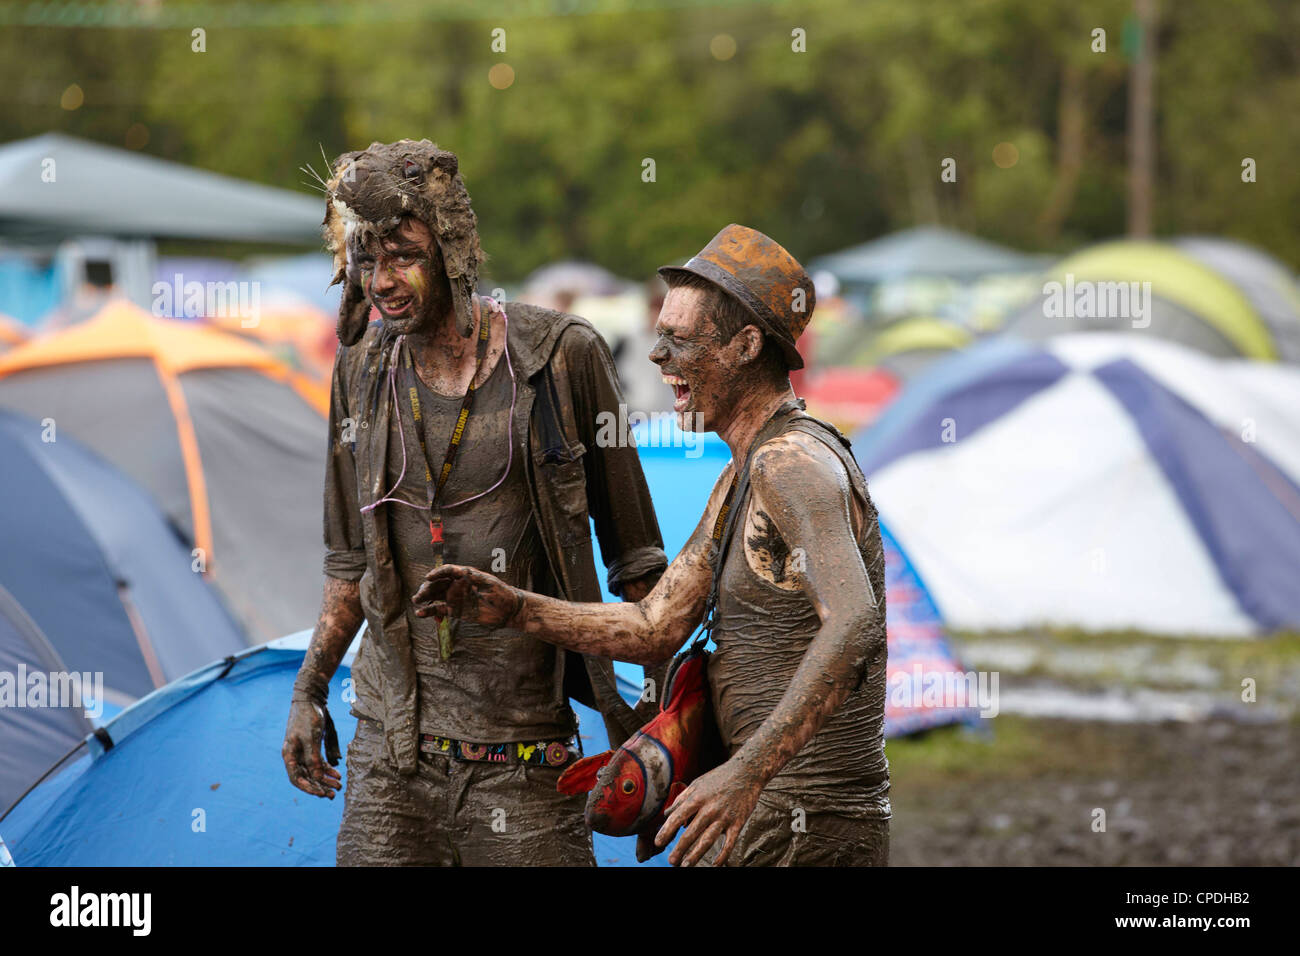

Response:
(783, 414), (885, 616)
(783, 413), (870, 505)
(699, 398), (805, 641)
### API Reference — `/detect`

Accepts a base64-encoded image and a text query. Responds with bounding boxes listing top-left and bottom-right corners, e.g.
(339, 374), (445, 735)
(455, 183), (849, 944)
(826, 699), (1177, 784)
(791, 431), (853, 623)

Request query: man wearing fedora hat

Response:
(415, 224), (890, 867)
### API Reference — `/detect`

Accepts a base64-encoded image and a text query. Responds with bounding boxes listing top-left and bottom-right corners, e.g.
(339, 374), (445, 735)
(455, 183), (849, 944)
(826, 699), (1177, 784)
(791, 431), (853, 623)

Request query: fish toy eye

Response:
(621, 778), (636, 795)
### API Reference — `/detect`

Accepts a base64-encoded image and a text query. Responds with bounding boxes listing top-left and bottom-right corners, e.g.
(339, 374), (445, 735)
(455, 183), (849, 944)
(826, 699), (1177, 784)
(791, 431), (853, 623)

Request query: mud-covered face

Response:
(354, 216), (455, 336)
(649, 286), (752, 433)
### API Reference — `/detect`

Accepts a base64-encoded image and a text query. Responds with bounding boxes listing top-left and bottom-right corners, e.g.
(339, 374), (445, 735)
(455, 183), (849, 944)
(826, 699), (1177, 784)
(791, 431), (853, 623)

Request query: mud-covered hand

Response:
(281, 699), (343, 799)
(655, 759), (763, 866)
(412, 564), (525, 628)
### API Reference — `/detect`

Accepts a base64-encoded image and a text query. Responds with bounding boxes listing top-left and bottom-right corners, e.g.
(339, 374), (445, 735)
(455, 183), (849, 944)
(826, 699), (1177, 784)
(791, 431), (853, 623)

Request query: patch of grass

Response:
(886, 716), (1131, 791)
(948, 628), (1300, 702)
(951, 627), (1300, 657)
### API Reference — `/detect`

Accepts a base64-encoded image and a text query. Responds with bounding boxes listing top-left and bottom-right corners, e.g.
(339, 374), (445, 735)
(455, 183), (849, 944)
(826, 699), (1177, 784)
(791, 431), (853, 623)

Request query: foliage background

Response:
(1, 0), (1297, 280)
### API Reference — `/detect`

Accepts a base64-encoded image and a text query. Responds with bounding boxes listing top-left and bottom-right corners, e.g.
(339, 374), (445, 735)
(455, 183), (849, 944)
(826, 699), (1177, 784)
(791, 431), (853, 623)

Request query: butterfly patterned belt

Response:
(418, 733), (578, 768)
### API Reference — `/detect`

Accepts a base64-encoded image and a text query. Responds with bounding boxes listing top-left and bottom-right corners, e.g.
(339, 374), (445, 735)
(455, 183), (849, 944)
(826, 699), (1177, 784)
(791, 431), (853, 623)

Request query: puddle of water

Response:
(994, 681), (1286, 724)
(962, 641), (1225, 688)
(961, 641), (1039, 672)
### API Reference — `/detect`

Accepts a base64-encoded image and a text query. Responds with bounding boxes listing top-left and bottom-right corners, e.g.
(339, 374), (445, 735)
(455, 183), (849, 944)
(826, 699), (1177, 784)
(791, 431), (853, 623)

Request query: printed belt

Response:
(418, 734), (577, 768)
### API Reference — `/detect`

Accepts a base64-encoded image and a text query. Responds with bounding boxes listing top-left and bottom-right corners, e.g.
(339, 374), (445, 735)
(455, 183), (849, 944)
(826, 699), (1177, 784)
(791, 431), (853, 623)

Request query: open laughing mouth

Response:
(662, 373), (691, 413)
(377, 295), (413, 317)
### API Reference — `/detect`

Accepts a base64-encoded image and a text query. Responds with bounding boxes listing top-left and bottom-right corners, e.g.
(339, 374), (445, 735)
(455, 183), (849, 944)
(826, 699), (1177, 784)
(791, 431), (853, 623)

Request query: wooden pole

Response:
(1128, 0), (1158, 237)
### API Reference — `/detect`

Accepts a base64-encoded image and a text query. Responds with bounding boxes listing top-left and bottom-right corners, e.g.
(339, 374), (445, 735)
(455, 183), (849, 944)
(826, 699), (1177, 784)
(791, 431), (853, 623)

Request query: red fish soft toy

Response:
(557, 644), (725, 861)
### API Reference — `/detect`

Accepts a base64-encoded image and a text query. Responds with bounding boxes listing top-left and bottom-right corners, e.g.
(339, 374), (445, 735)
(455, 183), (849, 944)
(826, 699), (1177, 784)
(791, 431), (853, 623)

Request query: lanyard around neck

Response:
(403, 299), (493, 528)
(402, 297), (493, 661)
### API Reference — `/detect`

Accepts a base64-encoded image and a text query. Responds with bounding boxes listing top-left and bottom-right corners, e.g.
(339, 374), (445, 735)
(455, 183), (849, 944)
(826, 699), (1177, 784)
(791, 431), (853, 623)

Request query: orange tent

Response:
(207, 304), (337, 386)
(0, 299), (330, 641)
(0, 314), (29, 350)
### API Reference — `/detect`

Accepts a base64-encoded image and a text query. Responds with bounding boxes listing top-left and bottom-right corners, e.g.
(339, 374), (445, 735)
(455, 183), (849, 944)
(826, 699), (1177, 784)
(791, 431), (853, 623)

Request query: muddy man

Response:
(282, 139), (668, 866)
(415, 225), (891, 866)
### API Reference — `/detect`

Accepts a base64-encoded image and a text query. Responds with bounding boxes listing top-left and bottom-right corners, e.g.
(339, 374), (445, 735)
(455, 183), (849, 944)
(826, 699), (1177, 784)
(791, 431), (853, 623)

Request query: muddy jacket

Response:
(323, 300), (667, 774)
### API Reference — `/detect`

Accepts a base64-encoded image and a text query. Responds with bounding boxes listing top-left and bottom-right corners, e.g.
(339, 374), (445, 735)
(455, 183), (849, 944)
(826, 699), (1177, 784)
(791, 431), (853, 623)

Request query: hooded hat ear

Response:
(448, 271), (476, 339)
(332, 150), (363, 178)
(328, 223), (371, 347)
(337, 280), (371, 347)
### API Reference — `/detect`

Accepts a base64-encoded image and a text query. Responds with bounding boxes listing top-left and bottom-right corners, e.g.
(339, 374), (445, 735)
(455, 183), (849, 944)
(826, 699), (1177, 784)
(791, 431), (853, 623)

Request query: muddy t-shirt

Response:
(349, 354), (573, 743)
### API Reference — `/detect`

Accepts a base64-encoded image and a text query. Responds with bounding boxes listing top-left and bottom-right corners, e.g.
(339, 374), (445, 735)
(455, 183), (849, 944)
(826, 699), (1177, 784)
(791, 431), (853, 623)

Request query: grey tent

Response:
(0, 133), (322, 244)
(1175, 237), (1300, 363)
(809, 225), (1045, 285)
(0, 405), (253, 813)
(522, 261), (630, 297)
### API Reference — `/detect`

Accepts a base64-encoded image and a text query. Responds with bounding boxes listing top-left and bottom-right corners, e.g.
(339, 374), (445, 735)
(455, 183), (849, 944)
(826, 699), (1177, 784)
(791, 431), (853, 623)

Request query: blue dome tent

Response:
(1, 635), (358, 866)
(0, 410), (248, 812)
(0, 410), (247, 703)
(0, 633), (663, 867)
(0, 584), (96, 816)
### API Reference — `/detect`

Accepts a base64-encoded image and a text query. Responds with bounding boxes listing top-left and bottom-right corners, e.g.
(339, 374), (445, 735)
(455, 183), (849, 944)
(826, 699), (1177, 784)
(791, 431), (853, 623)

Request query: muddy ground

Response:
(885, 630), (1300, 866)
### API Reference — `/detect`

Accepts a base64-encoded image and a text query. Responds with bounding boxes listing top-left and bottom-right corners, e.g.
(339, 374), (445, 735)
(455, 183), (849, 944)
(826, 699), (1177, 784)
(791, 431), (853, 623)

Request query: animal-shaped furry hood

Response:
(321, 139), (485, 345)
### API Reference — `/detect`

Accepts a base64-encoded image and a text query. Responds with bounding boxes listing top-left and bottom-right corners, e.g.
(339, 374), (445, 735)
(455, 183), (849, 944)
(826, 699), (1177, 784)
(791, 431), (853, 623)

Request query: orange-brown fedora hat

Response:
(658, 223), (815, 370)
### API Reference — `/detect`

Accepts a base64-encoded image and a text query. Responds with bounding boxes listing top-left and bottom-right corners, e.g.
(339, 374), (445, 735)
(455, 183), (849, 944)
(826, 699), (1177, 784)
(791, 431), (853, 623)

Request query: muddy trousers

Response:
(336, 717), (595, 866)
(704, 793), (891, 867)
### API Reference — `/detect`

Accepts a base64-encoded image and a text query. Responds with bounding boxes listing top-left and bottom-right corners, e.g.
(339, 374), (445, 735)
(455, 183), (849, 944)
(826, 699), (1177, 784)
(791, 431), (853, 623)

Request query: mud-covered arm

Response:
(563, 323), (668, 597)
(724, 434), (880, 783)
(322, 345), (368, 582)
(284, 577), (363, 798)
(307, 348), (368, 680)
(657, 434), (881, 864)
(285, 354), (368, 796)
(413, 464), (735, 665)
(295, 577), (365, 700)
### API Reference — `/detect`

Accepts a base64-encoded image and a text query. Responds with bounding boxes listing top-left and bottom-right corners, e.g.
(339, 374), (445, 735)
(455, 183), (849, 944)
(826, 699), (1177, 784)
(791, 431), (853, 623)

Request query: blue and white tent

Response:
(854, 334), (1300, 636)
(0, 634), (352, 866)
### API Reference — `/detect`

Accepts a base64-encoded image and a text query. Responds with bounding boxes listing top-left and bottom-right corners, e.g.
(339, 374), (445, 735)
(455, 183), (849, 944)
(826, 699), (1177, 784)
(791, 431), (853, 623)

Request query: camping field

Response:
(887, 630), (1300, 866)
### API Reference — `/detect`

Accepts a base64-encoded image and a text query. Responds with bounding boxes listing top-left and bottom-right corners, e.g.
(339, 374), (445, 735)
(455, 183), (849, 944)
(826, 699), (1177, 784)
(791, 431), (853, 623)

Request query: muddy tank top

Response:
(351, 351), (572, 742)
(708, 412), (891, 818)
